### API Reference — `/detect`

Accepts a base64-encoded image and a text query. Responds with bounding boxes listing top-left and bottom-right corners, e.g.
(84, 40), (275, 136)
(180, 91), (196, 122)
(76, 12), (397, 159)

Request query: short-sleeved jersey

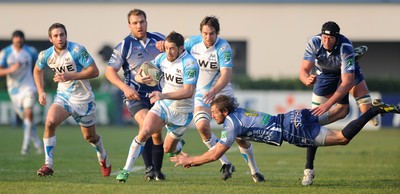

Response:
(0, 44), (37, 96)
(36, 41), (95, 104)
(153, 50), (199, 113)
(303, 34), (355, 75)
(184, 35), (233, 98)
(219, 108), (321, 148)
(220, 108), (285, 147)
(108, 32), (165, 97)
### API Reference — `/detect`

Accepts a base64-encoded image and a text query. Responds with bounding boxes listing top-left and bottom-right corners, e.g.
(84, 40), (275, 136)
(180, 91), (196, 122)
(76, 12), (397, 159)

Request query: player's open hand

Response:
(170, 152), (192, 168)
(311, 103), (331, 116)
(203, 90), (217, 104)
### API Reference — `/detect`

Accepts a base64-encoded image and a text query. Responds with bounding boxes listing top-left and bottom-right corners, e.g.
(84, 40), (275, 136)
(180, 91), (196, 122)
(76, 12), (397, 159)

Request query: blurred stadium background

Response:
(0, 0), (399, 129)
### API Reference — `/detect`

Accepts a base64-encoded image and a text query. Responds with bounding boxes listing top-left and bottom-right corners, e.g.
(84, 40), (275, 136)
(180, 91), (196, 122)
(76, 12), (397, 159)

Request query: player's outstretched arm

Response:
(170, 142), (230, 168)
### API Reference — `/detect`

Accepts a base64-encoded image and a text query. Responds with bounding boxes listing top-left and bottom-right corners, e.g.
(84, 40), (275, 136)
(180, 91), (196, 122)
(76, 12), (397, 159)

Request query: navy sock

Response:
(152, 143), (164, 172)
(142, 138), (154, 168)
(341, 108), (379, 140)
(305, 146), (317, 169)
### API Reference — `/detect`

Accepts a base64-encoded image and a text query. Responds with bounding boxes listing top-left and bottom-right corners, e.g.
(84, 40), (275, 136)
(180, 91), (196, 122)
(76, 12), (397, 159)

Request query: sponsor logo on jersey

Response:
(223, 52), (231, 62)
(164, 72), (183, 84)
(244, 109), (258, 117)
(186, 69), (197, 79)
(198, 59), (218, 69)
(81, 49), (90, 61)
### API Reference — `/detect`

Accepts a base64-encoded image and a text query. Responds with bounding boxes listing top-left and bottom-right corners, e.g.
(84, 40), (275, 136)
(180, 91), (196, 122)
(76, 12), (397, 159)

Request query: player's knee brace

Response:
(194, 111), (211, 124)
(311, 93), (329, 108)
(356, 94), (372, 107)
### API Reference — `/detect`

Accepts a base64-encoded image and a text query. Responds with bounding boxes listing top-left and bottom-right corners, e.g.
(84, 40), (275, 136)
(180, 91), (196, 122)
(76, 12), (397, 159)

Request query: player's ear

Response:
(221, 108), (229, 116)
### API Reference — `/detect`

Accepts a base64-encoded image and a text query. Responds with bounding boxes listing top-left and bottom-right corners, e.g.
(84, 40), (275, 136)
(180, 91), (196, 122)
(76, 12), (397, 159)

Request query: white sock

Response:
(43, 136), (56, 168)
(123, 136), (145, 172)
(204, 133), (230, 165)
(90, 135), (106, 160)
(239, 144), (259, 175)
(173, 140), (183, 154)
(31, 126), (42, 149)
(22, 119), (32, 152)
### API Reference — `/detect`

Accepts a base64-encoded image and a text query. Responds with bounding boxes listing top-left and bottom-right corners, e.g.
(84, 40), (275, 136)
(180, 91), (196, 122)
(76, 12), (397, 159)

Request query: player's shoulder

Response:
(308, 34), (322, 45)
(337, 34), (352, 47)
(0, 45), (12, 55)
(185, 35), (202, 45)
(215, 37), (232, 52)
(38, 46), (54, 60)
(147, 32), (165, 41)
(23, 45), (38, 54)
(68, 41), (85, 51)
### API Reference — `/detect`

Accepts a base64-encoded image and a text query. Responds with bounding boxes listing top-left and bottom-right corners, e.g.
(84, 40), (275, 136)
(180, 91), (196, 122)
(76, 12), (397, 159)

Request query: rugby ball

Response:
(140, 61), (161, 87)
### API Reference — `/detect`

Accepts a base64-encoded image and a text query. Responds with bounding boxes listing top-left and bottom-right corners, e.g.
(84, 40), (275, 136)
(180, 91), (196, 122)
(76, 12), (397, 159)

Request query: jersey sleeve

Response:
(0, 49), (7, 67)
(152, 53), (164, 69)
(340, 43), (355, 74)
(75, 46), (94, 68)
(108, 42), (124, 71)
(217, 40), (233, 68)
(182, 56), (199, 85)
(303, 36), (318, 62)
(36, 50), (48, 70)
(26, 45), (38, 63)
(219, 116), (237, 147)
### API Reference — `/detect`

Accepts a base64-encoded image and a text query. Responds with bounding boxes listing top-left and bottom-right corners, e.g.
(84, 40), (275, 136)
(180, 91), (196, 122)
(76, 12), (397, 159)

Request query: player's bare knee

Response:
(44, 119), (58, 130)
(83, 134), (97, 143)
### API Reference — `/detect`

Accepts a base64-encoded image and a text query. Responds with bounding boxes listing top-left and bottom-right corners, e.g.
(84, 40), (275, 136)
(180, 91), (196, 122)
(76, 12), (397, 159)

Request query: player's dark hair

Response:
(200, 16), (220, 35)
(211, 95), (239, 114)
(166, 31), (184, 47)
(48, 23), (67, 37)
(127, 9), (147, 23)
(12, 30), (25, 39)
(321, 21), (340, 36)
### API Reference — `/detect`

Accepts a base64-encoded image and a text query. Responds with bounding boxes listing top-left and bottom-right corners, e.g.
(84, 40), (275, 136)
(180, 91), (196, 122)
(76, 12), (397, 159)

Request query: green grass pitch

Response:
(0, 125), (399, 193)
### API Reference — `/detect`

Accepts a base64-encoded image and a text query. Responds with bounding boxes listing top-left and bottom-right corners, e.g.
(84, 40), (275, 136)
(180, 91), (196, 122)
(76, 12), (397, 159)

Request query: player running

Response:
(0, 30), (42, 155)
(105, 9), (166, 181)
(34, 23), (111, 177)
(116, 31), (199, 183)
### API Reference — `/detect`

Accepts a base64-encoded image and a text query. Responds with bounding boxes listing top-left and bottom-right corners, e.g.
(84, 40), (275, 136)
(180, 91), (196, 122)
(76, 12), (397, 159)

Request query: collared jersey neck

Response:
(131, 34), (150, 47)
(203, 37), (220, 50)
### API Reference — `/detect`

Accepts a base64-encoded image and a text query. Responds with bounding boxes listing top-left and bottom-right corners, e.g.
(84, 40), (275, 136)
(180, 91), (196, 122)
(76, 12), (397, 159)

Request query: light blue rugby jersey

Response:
(303, 34), (355, 75)
(0, 44), (37, 95)
(36, 41), (95, 104)
(108, 32), (165, 95)
(184, 35), (233, 96)
(219, 108), (285, 147)
(152, 50), (199, 113)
